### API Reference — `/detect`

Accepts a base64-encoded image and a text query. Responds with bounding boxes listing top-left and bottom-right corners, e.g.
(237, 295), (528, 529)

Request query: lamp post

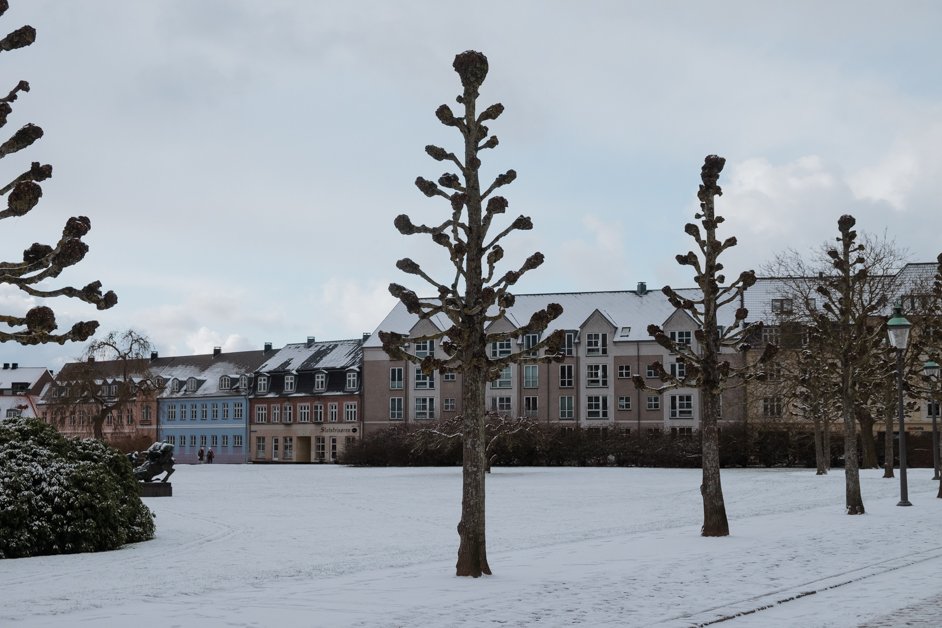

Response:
(887, 307), (912, 507)
(925, 360), (941, 481)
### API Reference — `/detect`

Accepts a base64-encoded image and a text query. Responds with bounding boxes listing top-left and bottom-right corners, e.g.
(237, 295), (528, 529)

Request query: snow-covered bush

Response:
(0, 417), (155, 559)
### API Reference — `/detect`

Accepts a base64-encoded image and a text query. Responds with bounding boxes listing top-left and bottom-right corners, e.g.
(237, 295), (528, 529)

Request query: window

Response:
(762, 326), (781, 346)
(190, 404), (197, 420)
(587, 396), (609, 419)
(524, 396), (538, 418)
(283, 403), (293, 423)
(142, 406), (152, 422)
(389, 397), (404, 420)
(328, 403), (338, 423)
(168, 404), (177, 420)
(415, 397), (436, 420)
(283, 436), (294, 460)
(200, 405), (208, 420)
(284, 375), (296, 392)
(762, 396), (783, 418)
(256, 437), (266, 456)
(670, 394), (694, 419)
(200, 435), (207, 447)
(315, 436), (326, 461)
(647, 396), (660, 410)
(646, 364), (657, 378)
(670, 361), (686, 379)
(233, 435), (242, 447)
(344, 402), (357, 422)
(559, 364), (573, 388)
(562, 332), (576, 356)
(167, 435), (175, 446)
(5, 408), (21, 418)
(928, 401), (940, 419)
(559, 396), (574, 420)
(314, 372), (327, 391)
(490, 339), (512, 358)
(126, 408), (134, 425)
(443, 372), (456, 382)
(765, 363), (783, 382)
(239, 375), (248, 389)
(222, 402), (230, 419)
(190, 435), (197, 447)
(671, 427), (694, 436)
(443, 398), (456, 412)
(617, 365), (631, 379)
(271, 404), (281, 423)
(255, 405), (267, 424)
(171, 379), (180, 393)
(523, 333), (540, 356)
(586, 364), (608, 387)
(390, 367), (404, 389)
(257, 376), (269, 393)
(346, 371), (359, 390)
(618, 326), (631, 338)
(186, 378), (198, 392)
(211, 403), (219, 420)
(299, 403), (311, 423)
(414, 340), (434, 358)
(669, 330), (692, 347)
(771, 298), (793, 314)
(523, 365), (539, 388)
(233, 403), (243, 420)
(272, 437), (279, 459)
(222, 435), (229, 447)
(211, 434), (218, 447)
(491, 366), (512, 389)
(219, 376), (231, 390)
(586, 332), (608, 356)
(492, 397), (512, 413)
(313, 403), (324, 422)
(618, 396), (632, 411)
(415, 368), (435, 390)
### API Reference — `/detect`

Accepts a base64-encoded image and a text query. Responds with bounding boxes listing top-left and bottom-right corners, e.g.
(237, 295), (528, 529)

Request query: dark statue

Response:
(130, 442), (175, 482)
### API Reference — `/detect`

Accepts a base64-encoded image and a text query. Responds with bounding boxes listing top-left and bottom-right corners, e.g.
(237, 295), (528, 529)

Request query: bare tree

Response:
(379, 51), (563, 576)
(634, 155), (776, 536)
(52, 330), (160, 440)
(0, 3), (116, 345)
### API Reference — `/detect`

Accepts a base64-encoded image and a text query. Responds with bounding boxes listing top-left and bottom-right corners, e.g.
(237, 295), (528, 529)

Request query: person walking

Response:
(198, 447), (204, 463)
(207, 448), (215, 464)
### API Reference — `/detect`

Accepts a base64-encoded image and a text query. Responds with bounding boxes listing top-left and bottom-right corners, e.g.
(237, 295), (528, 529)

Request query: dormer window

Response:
(284, 375), (296, 392)
(239, 375), (248, 389)
(170, 379), (180, 394)
(414, 340), (434, 358)
(523, 333), (540, 356)
(490, 339), (511, 358)
(314, 372), (327, 391)
(585, 332), (608, 356)
(219, 376), (231, 390)
(771, 298), (793, 314)
(257, 375), (269, 394)
(562, 332), (576, 356)
(186, 378), (198, 393)
(155, 377), (165, 389)
(346, 371), (359, 390)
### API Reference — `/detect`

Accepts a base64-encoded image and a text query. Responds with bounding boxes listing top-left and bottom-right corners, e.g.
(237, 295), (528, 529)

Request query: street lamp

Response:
(925, 360), (941, 481)
(887, 306), (912, 507)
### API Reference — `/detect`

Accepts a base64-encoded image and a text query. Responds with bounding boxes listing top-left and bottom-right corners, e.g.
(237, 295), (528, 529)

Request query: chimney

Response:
(150, 351), (159, 361)
(362, 332), (371, 342)
(2, 363), (8, 369)
(87, 356), (95, 363)
(306, 336), (316, 348)
(264, 342), (273, 353)
(11, 363), (16, 369)
(213, 347), (222, 357)
(637, 281), (647, 295)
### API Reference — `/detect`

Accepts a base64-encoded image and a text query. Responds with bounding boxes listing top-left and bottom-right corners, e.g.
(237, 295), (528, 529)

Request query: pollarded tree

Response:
(52, 330), (160, 441)
(633, 155), (776, 537)
(379, 50), (563, 577)
(0, 3), (115, 345)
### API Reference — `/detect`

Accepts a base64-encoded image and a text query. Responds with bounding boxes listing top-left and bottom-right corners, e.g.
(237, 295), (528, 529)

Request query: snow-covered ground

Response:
(3, 464), (942, 627)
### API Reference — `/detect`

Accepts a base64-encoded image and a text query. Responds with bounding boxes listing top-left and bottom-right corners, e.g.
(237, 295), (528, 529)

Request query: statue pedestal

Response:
(139, 482), (173, 497)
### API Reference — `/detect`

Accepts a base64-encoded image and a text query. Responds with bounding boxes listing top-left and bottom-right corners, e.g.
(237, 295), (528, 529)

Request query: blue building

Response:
(155, 347), (269, 464)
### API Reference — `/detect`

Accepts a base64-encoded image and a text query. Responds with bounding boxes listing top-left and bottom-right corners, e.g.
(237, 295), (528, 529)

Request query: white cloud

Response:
(318, 278), (398, 338)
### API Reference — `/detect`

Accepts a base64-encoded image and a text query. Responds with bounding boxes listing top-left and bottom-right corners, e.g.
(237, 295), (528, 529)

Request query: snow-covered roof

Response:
(0, 366), (50, 391)
(258, 339), (362, 373)
(363, 287), (743, 348)
(153, 350), (270, 397)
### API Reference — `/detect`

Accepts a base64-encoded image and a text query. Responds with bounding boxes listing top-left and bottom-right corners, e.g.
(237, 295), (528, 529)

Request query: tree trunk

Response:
(700, 391), (729, 536)
(813, 414), (827, 475)
(857, 408), (878, 469)
(455, 355), (490, 577)
(843, 392), (865, 514)
(883, 412), (895, 478)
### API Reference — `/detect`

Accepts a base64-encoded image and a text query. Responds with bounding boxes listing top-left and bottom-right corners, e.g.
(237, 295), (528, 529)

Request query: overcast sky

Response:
(1, 0), (940, 372)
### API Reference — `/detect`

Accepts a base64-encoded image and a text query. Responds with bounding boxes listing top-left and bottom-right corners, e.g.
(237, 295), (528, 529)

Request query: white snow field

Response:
(3, 465), (942, 627)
